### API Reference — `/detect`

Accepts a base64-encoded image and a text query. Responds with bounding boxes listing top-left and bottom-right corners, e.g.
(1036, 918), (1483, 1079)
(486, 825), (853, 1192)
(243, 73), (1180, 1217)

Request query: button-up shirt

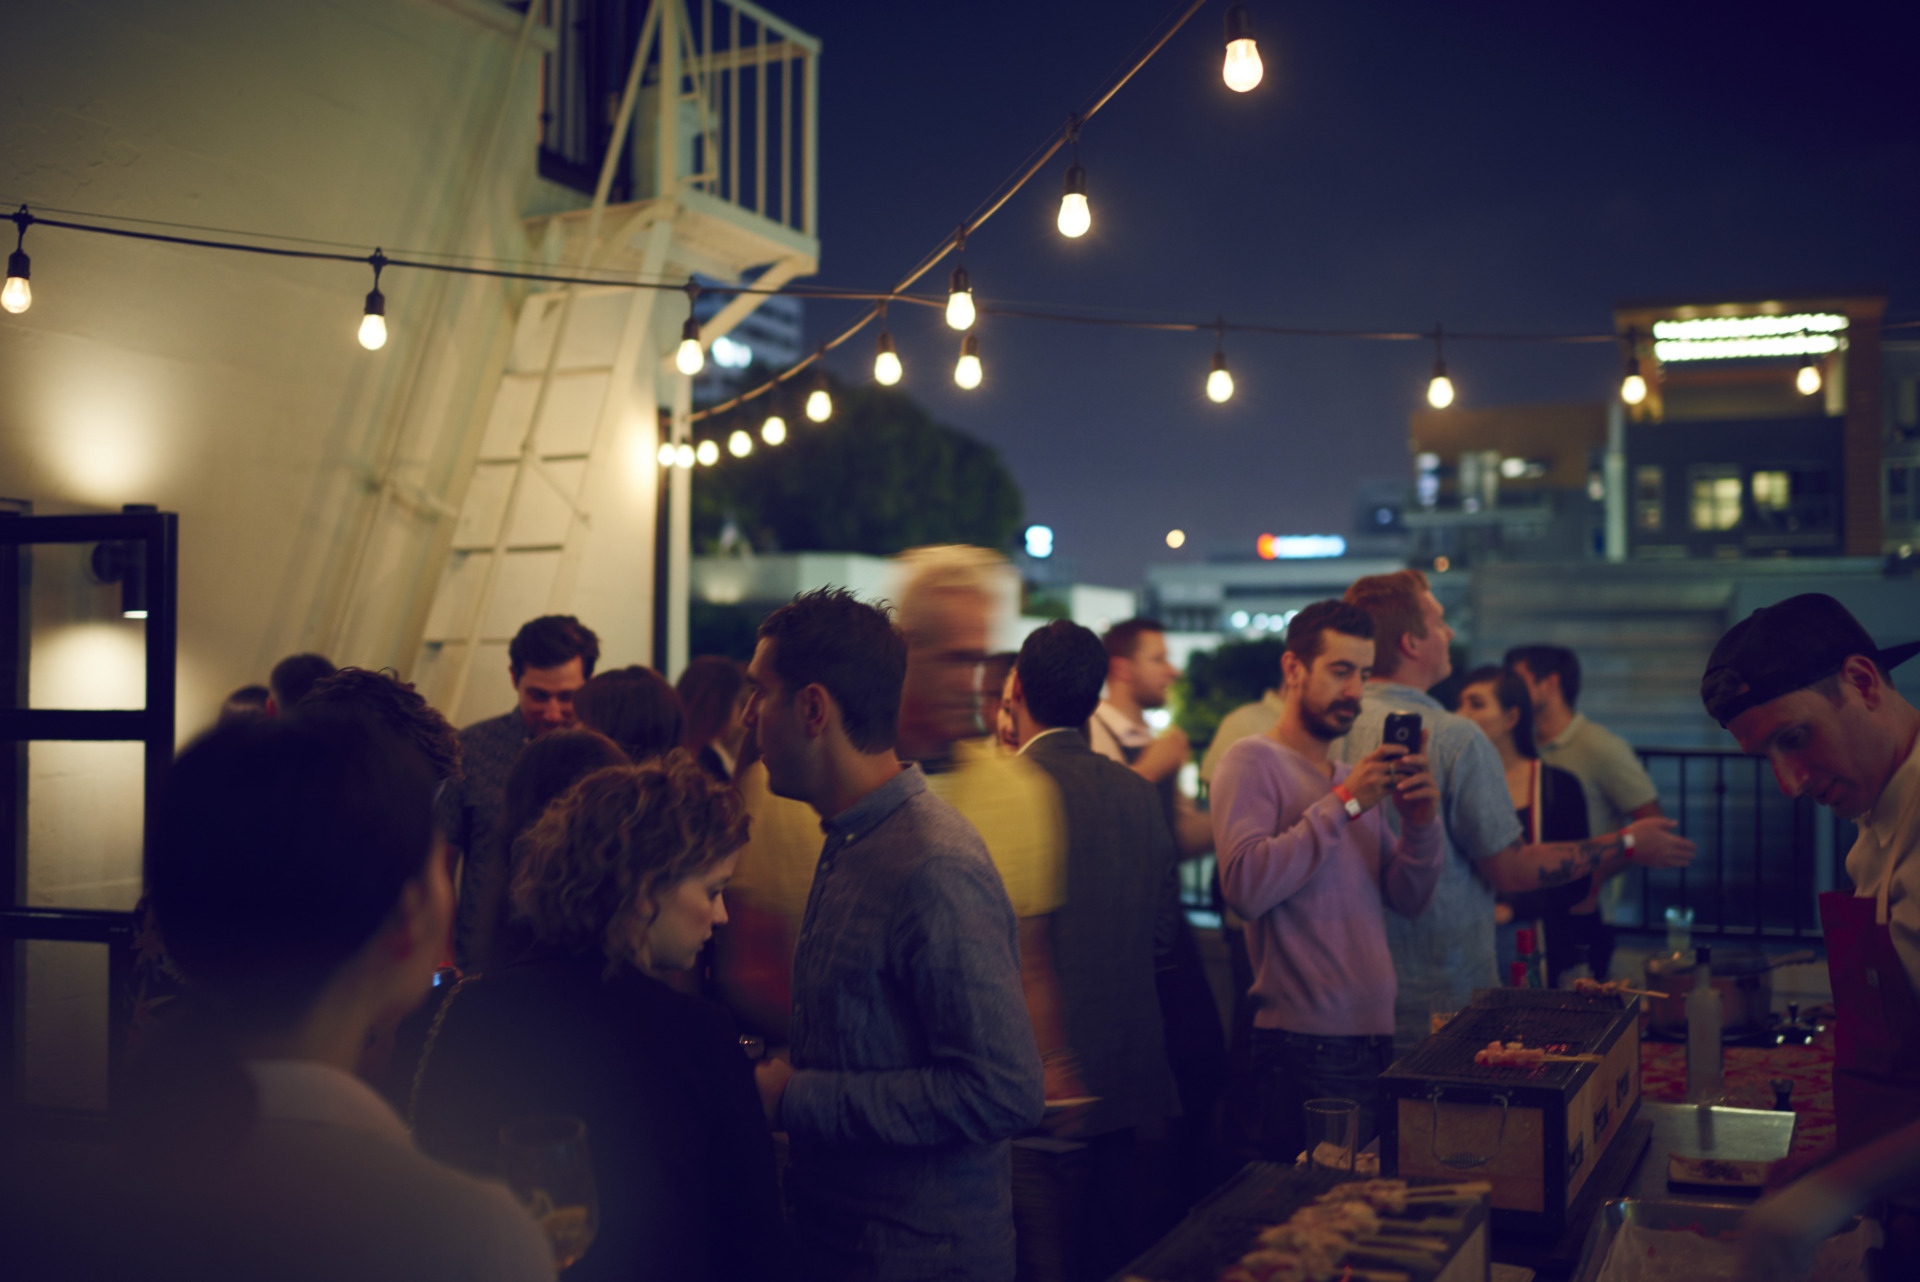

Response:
(447, 710), (530, 966)
(1848, 732), (1920, 996)
(782, 764), (1044, 1281)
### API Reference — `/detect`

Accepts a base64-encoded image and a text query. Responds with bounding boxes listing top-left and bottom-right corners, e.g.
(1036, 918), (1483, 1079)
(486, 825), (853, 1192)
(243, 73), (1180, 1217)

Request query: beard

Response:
(1299, 696), (1361, 742)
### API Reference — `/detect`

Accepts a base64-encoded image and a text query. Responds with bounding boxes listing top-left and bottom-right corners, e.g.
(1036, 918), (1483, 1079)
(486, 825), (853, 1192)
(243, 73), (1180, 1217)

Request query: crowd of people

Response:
(11, 543), (1920, 1282)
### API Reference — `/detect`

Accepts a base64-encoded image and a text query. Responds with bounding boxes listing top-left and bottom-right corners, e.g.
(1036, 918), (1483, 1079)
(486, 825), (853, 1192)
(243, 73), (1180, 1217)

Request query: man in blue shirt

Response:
(746, 589), (1044, 1282)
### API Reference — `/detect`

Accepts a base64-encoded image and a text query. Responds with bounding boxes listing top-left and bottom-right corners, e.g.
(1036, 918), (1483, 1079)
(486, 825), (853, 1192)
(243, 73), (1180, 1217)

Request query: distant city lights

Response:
(1651, 313), (1846, 340)
(1024, 524), (1054, 558)
(1230, 608), (1298, 635)
(1166, 529), (1186, 549)
(1256, 533), (1346, 560)
(1434, 556), (1451, 572)
(711, 334), (754, 369)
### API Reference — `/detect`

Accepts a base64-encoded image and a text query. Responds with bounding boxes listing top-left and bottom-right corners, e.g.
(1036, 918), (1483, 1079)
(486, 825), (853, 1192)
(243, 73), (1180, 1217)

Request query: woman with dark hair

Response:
(1455, 665), (1592, 984)
(675, 655), (750, 781)
(409, 755), (785, 1282)
(573, 664), (684, 764)
(106, 715), (551, 1282)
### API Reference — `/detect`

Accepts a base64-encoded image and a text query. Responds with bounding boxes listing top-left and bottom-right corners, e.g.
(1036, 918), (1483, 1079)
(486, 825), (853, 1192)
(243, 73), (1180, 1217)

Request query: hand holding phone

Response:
(1381, 712), (1422, 774)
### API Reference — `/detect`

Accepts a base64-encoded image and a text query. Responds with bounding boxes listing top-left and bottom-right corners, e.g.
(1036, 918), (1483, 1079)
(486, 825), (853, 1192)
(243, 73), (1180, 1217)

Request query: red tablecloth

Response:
(1641, 1041), (1834, 1155)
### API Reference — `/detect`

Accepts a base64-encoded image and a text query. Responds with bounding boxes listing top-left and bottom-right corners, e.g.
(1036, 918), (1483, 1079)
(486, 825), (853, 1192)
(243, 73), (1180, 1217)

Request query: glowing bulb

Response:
(675, 317), (705, 375)
(728, 429), (753, 457)
(874, 331), (903, 385)
(657, 443), (677, 467)
(1427, 365), (1454, 409)
(761, 415), (787, 446)
(675, 443), (695, 469)
(1796, 360), (1822, 396)
(1223, 4), (1263, 92)
(1, 270), (28, 316)
(1166, 529), (1186, 549)
(806, 387), (832, 422)
(954, 333), (982, 390)
(946, 264), (975, 330)
(695, 439), (719, 466)
(1207, 350), (1234, 403)
(1621, 372), (1647, 405)
(358, 287), (387, 350)
(1057, 164), (1090, 238)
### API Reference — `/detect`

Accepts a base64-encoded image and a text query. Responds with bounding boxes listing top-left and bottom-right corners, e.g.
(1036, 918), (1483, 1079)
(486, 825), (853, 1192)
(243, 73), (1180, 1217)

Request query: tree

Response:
(1174, 637), (1286, 750)
(691, 372), (1024, 555)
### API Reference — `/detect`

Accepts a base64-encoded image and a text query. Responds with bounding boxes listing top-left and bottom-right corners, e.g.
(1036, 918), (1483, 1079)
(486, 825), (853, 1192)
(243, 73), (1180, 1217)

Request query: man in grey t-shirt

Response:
(1334, 571), (1697, 1051)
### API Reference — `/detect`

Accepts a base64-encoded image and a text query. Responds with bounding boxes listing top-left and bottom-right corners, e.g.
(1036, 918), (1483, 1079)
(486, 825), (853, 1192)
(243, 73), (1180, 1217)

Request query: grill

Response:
(1403, 1006), (1621, 1084)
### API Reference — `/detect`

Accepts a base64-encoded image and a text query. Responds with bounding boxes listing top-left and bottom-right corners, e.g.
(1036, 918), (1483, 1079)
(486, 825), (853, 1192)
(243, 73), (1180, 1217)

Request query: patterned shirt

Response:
(782, 765), (1044, 1281)
(448, 710), (529, 968)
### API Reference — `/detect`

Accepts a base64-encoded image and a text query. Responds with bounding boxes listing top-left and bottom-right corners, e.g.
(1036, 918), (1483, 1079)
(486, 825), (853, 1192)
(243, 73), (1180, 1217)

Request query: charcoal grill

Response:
(1380, 988), (1640, 1236)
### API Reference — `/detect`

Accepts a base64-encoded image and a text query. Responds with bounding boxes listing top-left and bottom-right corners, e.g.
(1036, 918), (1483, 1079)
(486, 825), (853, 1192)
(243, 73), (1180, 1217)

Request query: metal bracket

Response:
(1429, 1084), (1511, 1170)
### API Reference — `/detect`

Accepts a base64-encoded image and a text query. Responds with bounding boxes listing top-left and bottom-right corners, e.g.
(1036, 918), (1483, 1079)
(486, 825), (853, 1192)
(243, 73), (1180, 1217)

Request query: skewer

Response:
(1400, 1181), (1492, 1200)
(1572, 978), (1663, 999)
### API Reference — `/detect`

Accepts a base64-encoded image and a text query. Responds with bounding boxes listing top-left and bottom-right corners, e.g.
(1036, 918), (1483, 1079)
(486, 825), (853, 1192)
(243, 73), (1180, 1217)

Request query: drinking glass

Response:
(1665, 905), (1695, 958)
(501, 1115), (598, 1271)
(1304, 1098), (1359, 1173)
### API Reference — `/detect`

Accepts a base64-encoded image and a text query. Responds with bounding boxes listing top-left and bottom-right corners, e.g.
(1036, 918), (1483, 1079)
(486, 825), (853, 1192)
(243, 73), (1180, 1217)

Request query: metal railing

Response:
(536, 0), (819, 237)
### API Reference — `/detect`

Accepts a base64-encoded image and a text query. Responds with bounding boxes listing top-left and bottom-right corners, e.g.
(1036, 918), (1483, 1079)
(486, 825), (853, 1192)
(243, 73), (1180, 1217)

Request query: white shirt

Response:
(1088, 700), (1153, 764)
(1845, 732), (1920, 997)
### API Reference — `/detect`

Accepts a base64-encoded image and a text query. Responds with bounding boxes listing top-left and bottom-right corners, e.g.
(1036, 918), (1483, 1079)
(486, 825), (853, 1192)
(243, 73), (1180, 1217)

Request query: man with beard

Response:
(1210, 600), (1443, 1162)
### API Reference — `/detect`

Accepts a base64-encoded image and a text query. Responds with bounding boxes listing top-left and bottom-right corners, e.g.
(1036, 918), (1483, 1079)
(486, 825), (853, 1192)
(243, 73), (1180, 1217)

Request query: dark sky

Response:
(771, 0), (1920, 587)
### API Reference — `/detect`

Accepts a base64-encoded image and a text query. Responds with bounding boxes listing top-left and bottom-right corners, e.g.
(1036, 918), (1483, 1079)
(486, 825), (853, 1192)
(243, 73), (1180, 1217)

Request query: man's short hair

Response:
(219, 685), (271, 725)
(269, 653), (336, 710)
(1101, 617), (1164, 662)
(509, 615), (601, 681)
(757, 588), (907, 753)
(1016, 621), (1108, 729)
(894, 545), (1007, 645)
(299, 667), (463, 783)
(1284, 600), (1376, 667)
(1341, 570), (1430, 679)
(1505, 644), (1581, 709)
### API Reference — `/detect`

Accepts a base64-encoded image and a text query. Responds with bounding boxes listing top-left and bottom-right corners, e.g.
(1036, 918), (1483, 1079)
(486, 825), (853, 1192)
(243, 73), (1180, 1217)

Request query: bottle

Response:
(1508, 961), (1528, 988)
(1516, 928), (1547, 988)
(1686, 945), (1724, 1104)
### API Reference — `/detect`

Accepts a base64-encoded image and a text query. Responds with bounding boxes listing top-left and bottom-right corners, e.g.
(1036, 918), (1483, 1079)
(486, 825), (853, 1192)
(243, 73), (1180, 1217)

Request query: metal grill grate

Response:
(1401, 1006), (1617, 1082)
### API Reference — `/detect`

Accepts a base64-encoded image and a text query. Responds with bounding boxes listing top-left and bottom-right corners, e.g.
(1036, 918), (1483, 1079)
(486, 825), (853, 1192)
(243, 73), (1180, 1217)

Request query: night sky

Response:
(772, 1), (1919, 587)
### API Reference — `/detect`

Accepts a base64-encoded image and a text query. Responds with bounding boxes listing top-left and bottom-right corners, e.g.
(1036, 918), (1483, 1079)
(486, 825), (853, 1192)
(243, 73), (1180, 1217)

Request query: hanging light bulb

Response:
(1796, 356), (1822, 396)
(1425, 325), (1454, 408)
(3, 207), (32, 315)
(1621, 361), (1648, 406)
(874, 327), (903, 385)
(954, 331), (982, 389)
(1056, 116), (1090, 238)
(675, 443), (696, 469)
(1223, 3), (1264, 93)
(357, 250), (388, 351)
(695, 439), (719, 466)
(728, 428), (753, 457)
(657, 442), (677, 467)
(1206, 320), (1233, 403)
(761, 414), (787, 446)
(805, 355), (832, 421)
(675, 280), (705, 375)
(946, 264), (975, 331)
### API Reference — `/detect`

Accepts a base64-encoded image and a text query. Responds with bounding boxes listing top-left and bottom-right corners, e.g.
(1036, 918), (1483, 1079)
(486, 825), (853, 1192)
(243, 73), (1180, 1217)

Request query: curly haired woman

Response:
(409, 753), (785, 1282)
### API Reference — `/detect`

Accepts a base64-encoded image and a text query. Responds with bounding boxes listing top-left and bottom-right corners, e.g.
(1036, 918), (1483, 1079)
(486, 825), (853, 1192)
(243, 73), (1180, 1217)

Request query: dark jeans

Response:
(1249, 1028), (1394, 1164)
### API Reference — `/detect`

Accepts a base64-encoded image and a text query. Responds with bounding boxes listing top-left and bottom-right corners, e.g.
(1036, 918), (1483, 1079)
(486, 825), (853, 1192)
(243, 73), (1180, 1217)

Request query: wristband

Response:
(1622, 831), (1636, 852)
(1332, 783), (1363, 821)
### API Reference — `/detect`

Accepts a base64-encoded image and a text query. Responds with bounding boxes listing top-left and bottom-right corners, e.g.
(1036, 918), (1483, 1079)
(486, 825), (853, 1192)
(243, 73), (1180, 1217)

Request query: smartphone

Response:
(1381, 712), (1422, 772)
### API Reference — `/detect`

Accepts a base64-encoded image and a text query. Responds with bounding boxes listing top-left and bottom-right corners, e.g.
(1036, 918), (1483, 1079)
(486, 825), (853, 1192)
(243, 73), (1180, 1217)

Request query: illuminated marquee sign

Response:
(1651, 312), (1847, 362)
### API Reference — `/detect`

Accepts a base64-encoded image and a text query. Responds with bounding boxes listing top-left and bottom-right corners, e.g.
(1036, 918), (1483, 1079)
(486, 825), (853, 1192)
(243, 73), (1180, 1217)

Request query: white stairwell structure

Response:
(413, 0), (819, 725)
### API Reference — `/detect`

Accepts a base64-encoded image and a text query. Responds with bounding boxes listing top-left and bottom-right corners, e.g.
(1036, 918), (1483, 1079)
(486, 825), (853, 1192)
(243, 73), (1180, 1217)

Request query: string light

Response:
(695, 439), (719, 466)
(1166, 529), (1186, 549)
(675, 279), (705, 376)
(1206, 319), (1233, 402)
(657, 443), (676, 467)
(1426, 325), (1454, 408)
(357, 249), (388, 351)
(1620, 327), (1647, 405)
(1223, 2), (1264, 93)
(1796, 355), (1822, 396)
(805, 352), (832, 421)
(3, 207), (32, 315)
(728, 428), (753, 457)
(946, 229), (975, 331)
(955, 331), (982, 389)
(1057, 116), (1090, 239)
(762, 383), (788, 445)
(874, 326), (903, 386)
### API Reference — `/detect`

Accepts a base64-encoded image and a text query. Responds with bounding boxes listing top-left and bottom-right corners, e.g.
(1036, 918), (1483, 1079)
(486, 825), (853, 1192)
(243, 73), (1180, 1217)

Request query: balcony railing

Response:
(536, 0), (818, 238)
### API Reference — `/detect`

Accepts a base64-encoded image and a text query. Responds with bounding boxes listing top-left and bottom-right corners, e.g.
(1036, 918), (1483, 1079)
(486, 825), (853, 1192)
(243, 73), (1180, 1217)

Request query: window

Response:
(1634, 465), (1664, 532)
(1690, 470), (1742, 531)
(1749, 468), (1836, 537)
(1891, 465), (1915, 525)
(1752, 470), (1790, 512)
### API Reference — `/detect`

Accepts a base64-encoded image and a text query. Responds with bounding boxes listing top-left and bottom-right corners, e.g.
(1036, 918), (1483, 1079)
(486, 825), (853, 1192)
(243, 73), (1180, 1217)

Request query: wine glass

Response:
(501, 1115), (598, 1271)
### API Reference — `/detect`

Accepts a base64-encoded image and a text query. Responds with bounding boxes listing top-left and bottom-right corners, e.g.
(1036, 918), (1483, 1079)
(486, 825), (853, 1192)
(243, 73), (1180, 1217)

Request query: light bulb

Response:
(1621, 372), (1648, 405)
(806, 387), (832, 422)
(1796, 360), (1822, 396)
(728, 429), (753, 457)
(1427, 368), (1455, 409)
(1223, 4), (1263, 93)
(1166, 529), (1186, 549)
(1057, 164), (1090, 238)
(675, 443), (696, 469)
(3, 245), (30, 314)
(954, 333), (982, 390)
(696, 439), (719, 466)
(762, 415), (787, 445)
(657, 443), (677, 467)
(874, 331), (903, 385)
(1207, 351), (1233, 403)
(946, 264), (975, 331)
(358, 287), (387, 351)
(676, 317), (705, 375)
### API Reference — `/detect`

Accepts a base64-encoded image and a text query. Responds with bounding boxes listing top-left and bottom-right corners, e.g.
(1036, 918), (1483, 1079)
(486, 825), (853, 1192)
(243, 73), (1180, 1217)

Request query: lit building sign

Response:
(1650, 312), (1847, 363)
(1256, 533), (1346, 560)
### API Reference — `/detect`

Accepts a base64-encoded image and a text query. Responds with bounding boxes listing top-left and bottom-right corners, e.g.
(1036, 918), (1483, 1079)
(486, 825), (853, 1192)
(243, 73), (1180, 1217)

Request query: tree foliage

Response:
(1174, 637), (1285, 749)
(691, 373), (1024, 556)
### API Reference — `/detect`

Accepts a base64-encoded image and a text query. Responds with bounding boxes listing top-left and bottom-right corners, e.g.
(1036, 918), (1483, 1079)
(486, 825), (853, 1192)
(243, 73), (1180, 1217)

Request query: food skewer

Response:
(1473, 1039), (1602, 1067)
(1572, 977), (1663, 999)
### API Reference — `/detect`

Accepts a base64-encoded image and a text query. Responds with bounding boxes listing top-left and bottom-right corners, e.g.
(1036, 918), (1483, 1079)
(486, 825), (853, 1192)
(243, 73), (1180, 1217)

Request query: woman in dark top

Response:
(674, 656), (751, 782)
(1456, 665), (1591, 984)
(409, 754), (785, 1282)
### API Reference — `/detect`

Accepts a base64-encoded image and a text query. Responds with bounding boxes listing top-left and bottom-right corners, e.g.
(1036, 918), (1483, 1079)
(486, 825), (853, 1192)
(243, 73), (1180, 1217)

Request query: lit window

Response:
(1690, 474), (1743, 531)
(1752, 470), (1790, 511)
(1634, 465), (1664, 532)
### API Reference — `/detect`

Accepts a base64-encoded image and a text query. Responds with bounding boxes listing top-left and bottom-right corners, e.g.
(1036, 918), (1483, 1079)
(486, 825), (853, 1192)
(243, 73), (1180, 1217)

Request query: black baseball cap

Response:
(1701, 593), (1920, 728)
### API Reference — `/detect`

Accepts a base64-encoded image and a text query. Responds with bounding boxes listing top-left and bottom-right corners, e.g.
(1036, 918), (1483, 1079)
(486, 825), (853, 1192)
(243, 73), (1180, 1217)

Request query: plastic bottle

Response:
(1686, 944), (1724, 1104)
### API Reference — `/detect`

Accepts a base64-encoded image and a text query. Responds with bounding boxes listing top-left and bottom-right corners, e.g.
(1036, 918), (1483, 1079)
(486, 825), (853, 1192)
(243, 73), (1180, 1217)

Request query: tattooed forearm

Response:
(1533, 836), (1626, 888)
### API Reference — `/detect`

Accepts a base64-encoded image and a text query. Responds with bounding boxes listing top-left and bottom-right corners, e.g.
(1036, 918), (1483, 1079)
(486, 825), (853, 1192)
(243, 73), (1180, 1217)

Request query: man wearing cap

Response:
(1702, 593), (1920, 1280)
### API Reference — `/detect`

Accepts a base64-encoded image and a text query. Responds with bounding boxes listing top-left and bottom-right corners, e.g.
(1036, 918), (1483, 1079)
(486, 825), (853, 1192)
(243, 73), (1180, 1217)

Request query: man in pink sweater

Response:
(1211, 599), (1444, 1162)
